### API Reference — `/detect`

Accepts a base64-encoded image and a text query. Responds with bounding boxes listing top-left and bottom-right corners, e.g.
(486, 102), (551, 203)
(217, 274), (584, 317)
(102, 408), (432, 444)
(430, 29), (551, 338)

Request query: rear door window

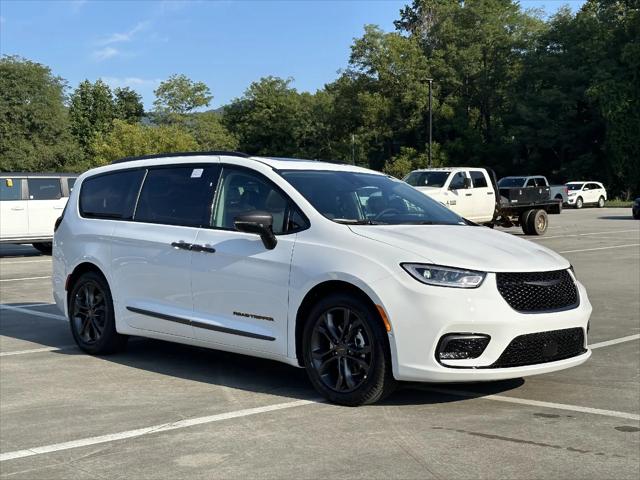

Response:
(0, 178), (24, 201)
(134, 166), (221, 227)
(28, 178), (62, 200)
(80, 169), (145, 219)
(470, 171), (488, 188)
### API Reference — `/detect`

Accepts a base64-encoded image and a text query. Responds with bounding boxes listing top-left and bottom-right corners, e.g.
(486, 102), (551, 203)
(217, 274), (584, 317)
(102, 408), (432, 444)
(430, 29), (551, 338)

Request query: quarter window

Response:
(134, 166), (220, 227)
(470, 171), (488, 188)
(28, 178), (61, 200)
(0, 178), (23, 201)
(80, 170), (145, 219)
(212, 168), (291, 234)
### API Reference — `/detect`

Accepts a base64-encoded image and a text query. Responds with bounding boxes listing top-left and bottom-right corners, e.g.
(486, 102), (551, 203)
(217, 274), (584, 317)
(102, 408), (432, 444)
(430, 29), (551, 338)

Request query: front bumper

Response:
(566, 196), (578, 205)
(376, 271), (592, 382)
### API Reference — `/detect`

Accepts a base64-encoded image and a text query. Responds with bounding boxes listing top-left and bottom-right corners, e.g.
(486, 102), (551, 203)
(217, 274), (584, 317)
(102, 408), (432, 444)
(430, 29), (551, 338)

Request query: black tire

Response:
(302, 293), (396, 406)
(68, 271), (127, 355)
(526, 209), (548, 236)
(519, 209), (534, 235)
(575, 197), (583, 209)
(32, 242), (52, 255)
(598, 196), (605, 208)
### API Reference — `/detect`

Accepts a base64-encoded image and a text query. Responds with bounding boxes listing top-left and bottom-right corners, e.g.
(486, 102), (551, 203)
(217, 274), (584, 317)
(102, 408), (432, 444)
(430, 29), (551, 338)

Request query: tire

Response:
(598, 196), (605, 208)
(68, 271), (127, 355)
(32, 242), (52, 255)
(302, 293), (396, 406)
(519, 209), (534, 235)
(526, 209), (548, 236)
(575, 197), (583, 209)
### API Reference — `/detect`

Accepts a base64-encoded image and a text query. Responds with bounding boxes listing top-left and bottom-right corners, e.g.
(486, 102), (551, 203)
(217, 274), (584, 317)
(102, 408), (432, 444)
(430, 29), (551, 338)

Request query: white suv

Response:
(53, 152), (592, 405)
(566, 181), (607, 209)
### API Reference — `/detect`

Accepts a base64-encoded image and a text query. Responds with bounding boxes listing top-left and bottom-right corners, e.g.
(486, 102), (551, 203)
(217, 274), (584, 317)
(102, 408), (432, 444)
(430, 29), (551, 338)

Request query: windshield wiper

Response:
(333, 218), (384, 225)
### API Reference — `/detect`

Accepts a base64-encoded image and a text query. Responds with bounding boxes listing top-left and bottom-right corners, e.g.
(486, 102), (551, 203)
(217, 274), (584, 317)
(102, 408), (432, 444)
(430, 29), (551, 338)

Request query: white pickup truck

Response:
(404, 167), (562, 235)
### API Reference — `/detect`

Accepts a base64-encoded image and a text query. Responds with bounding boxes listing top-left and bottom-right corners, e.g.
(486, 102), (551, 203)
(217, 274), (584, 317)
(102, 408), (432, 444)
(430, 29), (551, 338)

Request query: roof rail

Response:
(111, 151), (250, 164)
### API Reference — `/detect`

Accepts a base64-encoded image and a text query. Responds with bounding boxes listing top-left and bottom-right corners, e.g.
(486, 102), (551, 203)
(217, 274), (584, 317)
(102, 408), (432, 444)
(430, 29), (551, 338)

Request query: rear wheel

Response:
(302, 293), (395, 406)
(526, 209), (548, 236)
(598, 196), (605, 208)
(575, 197), (583, 209)
(68, 271), (127, 354)
(32, 242), (52, 255)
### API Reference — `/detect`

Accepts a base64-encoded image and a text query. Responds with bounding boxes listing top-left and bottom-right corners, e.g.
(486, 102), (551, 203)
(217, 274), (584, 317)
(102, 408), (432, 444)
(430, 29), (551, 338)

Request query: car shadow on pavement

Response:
(598, 215), (637, 220)
(1, 302), (525, 406)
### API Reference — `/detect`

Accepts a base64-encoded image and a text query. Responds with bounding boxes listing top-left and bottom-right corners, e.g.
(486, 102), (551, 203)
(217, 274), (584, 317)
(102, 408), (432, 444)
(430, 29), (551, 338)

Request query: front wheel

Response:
(302, 293), (395, 406)
(575, 197), (583, 209)
(598, 196), (605, 208)
(69, 271), (127, 354)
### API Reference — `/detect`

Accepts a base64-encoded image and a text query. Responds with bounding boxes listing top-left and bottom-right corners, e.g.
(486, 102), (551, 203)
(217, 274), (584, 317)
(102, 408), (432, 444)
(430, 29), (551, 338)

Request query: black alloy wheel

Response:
(69, 271), (127, 354)
(303, 293), (395, 406)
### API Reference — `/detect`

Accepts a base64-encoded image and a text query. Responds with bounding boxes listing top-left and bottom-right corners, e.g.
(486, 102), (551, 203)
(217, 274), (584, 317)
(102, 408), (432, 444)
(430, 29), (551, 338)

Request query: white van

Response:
(0, 173), (77, 253)
(53, 152), (591, 405)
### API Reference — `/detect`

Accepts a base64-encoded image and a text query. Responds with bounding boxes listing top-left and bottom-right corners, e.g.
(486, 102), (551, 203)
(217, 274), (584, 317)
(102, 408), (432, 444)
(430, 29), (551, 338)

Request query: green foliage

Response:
(185, 111), (239, 151)
(383, 145), (446, 178)
(68, 79), (116, 155)
(114, 87), (144, 123)
(153, 74), (212, 119)
(0, 55), (82, 172)
(87, 119), (198, 167)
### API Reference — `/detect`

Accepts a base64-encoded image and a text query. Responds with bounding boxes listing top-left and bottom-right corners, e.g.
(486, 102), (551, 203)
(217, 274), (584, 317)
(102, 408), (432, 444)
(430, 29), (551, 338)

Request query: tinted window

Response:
(567, 183), (584, 191)
(498, 177), (525, 187)
(0, 178), (23, 201)
(213, 168), (291, 234)
(80, 170), (145, 219)
(535, 177), (548, 187)
(280, 170), (465, 226)
(449, 172), (467, 190)
(470, 171), (488, 188)
(28, 178), (61, 200)
(525, 178), (536, 187)
(135, 166), (220, 227)
(588, 183), (601, 190)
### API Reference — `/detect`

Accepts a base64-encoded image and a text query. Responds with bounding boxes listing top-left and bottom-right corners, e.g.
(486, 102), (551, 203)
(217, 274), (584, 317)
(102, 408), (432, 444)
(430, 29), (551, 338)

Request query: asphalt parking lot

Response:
(1, 207), (638, 479)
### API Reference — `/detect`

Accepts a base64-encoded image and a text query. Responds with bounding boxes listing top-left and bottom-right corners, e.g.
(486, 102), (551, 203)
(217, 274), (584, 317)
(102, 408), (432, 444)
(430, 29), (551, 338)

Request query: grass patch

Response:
(605, 199), (634, 208)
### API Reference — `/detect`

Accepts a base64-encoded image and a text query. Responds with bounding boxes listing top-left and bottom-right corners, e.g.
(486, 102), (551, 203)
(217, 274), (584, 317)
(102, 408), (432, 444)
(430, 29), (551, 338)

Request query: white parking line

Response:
(559, 243), (639, 254)
(0, 304), (66, 322)
(0, 259), (51, 265)
(0, 276), (51, 283)
(422, 387), (640, 422)
(589, 334), (640, 350)
(0, 399), (316, 462)
(531, 229), (639, 240)
(0, 345), (76, 357)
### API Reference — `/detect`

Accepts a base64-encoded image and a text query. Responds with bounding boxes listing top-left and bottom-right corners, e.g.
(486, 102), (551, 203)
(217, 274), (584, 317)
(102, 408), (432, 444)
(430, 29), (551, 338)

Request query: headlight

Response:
(401, 263), (486, 288)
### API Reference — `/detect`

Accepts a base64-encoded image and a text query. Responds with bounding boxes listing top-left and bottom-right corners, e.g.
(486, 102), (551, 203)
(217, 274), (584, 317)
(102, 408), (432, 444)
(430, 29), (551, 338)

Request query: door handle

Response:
(171, 241), (192, 251)
(465, 193), (472, 196)
(10, 206), (25, 211)
(190, 244), (216, 253)
(487, 191), (494, 195)
(53, 206), (65, 210)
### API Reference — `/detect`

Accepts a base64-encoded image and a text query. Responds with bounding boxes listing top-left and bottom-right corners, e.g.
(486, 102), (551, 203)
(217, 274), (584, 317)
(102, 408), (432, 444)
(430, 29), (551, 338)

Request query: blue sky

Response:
(0, 0), (586, 109)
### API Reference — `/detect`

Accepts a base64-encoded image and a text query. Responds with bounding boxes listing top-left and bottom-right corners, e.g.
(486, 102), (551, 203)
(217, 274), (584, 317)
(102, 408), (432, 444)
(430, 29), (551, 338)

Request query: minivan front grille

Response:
(490, 327), (586, 368)
(496, 269), (578, 313)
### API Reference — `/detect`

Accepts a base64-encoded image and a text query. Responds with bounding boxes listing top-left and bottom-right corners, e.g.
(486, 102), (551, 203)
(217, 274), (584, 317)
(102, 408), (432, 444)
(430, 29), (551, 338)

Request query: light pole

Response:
(427, 78), (433, 168)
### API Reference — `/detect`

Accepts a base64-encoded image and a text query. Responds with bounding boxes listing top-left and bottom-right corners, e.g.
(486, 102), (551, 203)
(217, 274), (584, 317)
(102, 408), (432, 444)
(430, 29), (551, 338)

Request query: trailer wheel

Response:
(519, 210), (534, 235)
(527, 209), (548, 236)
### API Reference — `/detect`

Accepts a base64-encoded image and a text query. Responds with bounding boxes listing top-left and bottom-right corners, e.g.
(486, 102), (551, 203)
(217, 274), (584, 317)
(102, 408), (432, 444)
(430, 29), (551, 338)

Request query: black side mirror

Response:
(234, 211), (277, 250)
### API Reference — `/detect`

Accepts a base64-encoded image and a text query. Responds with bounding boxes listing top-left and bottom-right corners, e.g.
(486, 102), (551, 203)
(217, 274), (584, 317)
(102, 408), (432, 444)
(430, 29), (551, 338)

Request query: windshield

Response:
(279, 170), (466, 226)
(498, 177), (525, 187)
(567, 183), (584, 191)
(403, 171), (450, 188)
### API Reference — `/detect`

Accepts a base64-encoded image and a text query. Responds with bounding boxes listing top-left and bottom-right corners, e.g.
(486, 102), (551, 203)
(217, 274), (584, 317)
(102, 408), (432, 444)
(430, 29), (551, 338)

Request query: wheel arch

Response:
(66, 262), (108, 306)
(293, 279), (392, 367)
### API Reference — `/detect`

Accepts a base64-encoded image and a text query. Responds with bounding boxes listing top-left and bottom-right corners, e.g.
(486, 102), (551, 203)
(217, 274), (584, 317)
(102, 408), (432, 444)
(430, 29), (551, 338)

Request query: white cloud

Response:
(98, 20), (150, 46)
(101, 77), (161, 89)
(92, 47), (120, 61)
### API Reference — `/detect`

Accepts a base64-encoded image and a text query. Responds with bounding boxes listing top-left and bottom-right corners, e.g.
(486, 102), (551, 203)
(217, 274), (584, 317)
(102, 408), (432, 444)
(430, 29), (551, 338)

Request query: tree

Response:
(88, 119), (198, 167)
(68, 79), (116, 154)
(114, 87), (144, 123)
(153, 74), (212, 119)
(185, 111), (238, 151)
(0, 55), (82, 172)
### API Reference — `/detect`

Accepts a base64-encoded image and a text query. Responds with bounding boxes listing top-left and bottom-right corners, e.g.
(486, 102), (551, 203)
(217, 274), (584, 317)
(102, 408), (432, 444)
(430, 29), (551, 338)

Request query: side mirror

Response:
(583, 187), (589, 191)
(234, 211), (277, 250)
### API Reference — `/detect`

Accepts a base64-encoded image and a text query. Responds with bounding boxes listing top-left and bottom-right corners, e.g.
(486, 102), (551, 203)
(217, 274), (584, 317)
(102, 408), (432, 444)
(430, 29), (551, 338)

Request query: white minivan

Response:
(53, 152), (592, 405)
(0, 173), (77, 253)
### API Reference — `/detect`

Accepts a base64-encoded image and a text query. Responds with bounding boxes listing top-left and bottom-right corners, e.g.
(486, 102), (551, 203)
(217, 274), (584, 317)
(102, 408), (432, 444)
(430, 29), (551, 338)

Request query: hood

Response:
(349, 225), (569, 273)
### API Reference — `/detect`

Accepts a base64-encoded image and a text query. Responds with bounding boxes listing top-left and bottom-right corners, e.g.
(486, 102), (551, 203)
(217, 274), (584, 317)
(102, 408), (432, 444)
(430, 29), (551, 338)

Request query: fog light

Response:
(437, 334), (490, 361)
